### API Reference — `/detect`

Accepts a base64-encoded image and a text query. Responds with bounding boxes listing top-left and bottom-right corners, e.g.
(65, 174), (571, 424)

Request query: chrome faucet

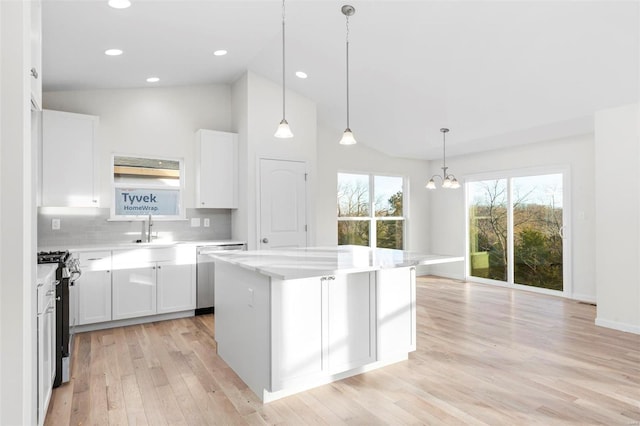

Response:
(147, 214), (153, 242)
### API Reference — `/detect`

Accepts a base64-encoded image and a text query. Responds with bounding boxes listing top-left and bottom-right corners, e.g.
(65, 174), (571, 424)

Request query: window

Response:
(467, 172), (566, 293)
(111, 155), (185, 219)
(337, 173), (405, 249)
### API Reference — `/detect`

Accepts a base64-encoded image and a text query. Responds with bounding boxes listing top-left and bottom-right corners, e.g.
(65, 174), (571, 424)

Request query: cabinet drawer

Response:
(77, 251), (111, 271)
(112, 246), (195, 268)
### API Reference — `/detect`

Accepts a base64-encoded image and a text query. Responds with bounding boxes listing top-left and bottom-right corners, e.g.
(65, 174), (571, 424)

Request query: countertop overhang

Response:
(208, 245), (464, 280)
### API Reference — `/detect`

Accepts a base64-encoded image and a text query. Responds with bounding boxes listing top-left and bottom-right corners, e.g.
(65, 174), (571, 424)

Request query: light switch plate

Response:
(203, 218), (210, 227)
(190, 218), (200, 227)
(52, 218), (61, 230)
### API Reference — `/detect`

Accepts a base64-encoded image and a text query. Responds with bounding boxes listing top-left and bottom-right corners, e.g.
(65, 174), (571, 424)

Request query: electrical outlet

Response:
(203, 218), (210, 227)
(190, 218), (200, 227)
(51, 218), (61, 230)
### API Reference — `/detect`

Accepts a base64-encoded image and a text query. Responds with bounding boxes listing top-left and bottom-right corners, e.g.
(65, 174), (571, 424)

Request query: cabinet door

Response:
(30, 0), (42, 110)
(42, 110), (99, 207)
(78, 270), (112, 325)
(157, 262), (196, 313)
(376, 267), (416, 360)
(327, 273), (376, 373)
(271, 277), (324, 391)
(112, 264), (156, 320)
(195, 129), (238, 208)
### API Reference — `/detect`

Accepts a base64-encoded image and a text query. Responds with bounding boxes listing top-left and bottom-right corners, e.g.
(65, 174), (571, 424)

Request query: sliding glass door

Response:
(467, 172), (567, 293)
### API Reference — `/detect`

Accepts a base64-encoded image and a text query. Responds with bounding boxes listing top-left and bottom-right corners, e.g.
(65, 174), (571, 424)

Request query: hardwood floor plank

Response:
(45, 276), (640, 425)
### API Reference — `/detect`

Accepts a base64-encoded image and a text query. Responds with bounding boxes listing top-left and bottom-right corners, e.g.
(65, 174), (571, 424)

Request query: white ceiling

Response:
(42, 0), (639, 160)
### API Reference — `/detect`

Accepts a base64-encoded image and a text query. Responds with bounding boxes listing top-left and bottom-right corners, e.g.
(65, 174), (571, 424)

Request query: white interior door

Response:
(259, 159), (307, 249)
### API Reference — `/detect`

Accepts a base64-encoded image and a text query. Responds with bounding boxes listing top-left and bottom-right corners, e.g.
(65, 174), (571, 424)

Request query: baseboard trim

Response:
(595, 317), (640, 335)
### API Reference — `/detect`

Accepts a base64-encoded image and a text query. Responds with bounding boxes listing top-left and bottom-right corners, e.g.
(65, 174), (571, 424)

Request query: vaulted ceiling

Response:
(42, 0), (639, 159)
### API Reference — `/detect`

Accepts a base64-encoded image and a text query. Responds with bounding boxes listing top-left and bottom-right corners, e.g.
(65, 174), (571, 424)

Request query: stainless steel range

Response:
(37, 250), (81, 387)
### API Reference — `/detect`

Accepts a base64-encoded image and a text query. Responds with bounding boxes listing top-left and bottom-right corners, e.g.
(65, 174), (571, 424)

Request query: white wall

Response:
(43, 84), (232, 209)
(315, 123), (432, 256)
(594, 103), (640, 333)
(0, 1), (37, 424)
(427, 134), (596, 302)
(232, 72), (317, 249)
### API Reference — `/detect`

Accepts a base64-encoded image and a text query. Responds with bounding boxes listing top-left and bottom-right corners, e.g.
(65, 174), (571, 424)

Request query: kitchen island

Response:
(211, 246), (463, 402)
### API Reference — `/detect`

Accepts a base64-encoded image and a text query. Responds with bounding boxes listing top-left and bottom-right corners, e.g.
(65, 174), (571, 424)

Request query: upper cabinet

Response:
(30, 0), (42, 110)
(195, 129), (238, 209)
(41, 110), (100, 207)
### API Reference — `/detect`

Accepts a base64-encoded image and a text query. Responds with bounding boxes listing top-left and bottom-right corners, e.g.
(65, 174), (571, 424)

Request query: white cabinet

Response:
(112, 246), (196, 320)
(42, 110), (99, 207)
(36, 265), (56, 426)
(270, 272), (376, 391)
(112, 264), (157, 320)
(75, 251), (112, 325)
(376, 267), (416, 358)
(30, 0), (42, 110)
(327, 273), (376, 373)
(157, 261), (196, 313)
(195, 129), (238, 208)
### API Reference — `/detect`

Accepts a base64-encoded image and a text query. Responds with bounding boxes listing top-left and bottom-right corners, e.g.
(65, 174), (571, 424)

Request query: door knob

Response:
(262, 238), (269, 244)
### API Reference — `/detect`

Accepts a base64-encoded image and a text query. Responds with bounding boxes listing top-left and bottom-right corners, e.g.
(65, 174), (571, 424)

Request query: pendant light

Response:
(274, 0), (293, 138)
(426, 128), (460, 189)
(339, 5), (356, 145)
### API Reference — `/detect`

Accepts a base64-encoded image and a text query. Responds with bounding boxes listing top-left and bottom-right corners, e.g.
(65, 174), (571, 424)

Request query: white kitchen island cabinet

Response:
(213, 246), (463, 403)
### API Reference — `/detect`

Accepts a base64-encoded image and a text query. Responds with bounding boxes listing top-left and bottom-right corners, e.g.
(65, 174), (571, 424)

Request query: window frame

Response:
(464, 165), (571, 297)
(109, 153), (186, 221)
(337, 171), (407, 249)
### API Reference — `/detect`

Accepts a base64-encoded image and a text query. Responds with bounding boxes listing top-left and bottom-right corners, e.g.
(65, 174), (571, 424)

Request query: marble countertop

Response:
(208, 245), (464, 280)
(38, 239), (246, 253)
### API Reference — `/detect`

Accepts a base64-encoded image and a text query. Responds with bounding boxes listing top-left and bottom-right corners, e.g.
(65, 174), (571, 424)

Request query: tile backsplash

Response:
(38, 207), (232, 248)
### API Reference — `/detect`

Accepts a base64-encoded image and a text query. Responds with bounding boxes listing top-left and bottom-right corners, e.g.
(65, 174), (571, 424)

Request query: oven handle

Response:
(69, 270), (82, 284)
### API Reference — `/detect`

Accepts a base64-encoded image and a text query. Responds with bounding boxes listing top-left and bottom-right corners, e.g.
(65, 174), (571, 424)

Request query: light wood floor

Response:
(45, 276), (640, 425)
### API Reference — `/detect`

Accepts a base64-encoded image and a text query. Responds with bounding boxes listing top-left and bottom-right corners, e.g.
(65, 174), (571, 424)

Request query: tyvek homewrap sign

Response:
(115, 188), (180, 215)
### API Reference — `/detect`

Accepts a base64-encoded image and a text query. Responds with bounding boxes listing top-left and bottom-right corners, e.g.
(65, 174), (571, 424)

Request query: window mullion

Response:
(507, 178), (515, 285)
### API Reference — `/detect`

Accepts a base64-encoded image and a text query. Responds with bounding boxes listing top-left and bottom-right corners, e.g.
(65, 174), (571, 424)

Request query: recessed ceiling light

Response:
(104, 49), (123, 56)
(213, 50), (228, 56)
(108, 0), (131, 9)
(146, 77), (160, 83)
(295, 71), (308, 79)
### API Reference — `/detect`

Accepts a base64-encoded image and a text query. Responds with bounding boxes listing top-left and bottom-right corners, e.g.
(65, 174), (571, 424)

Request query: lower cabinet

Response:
(37, 266), (56, 426)
(270, 271), (376, 390)
(112, 264), (157, 320)
(157, 261), (196, 313)
(111, 261), (195, 320)
(75, 251), (112, 325)
(73, 247), (197, 326)
(376, 267), (416, 358)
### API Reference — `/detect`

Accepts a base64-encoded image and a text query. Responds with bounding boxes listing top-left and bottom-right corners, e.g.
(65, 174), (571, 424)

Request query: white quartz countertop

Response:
(38, 240), (246, 253)
(208, 246), (464, 280)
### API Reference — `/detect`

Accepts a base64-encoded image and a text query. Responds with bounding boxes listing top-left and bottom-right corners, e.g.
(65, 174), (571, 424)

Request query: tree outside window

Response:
(337, 173), (405, 249)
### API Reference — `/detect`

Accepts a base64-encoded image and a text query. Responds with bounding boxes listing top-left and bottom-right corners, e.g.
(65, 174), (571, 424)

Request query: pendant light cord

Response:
(281, 0), (286, 119)
(345, 14), (350, 129)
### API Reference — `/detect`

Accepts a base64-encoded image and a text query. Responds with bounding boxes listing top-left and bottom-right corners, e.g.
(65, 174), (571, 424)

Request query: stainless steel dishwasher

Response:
(196, 243), (246, 315)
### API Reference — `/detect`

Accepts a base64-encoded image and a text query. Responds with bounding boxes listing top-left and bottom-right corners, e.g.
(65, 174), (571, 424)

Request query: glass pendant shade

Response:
(425, 179), (436, 189)
(274, 119), (294, 138)
(340, 128), (357, 145)
(450, 178), (461, 189)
